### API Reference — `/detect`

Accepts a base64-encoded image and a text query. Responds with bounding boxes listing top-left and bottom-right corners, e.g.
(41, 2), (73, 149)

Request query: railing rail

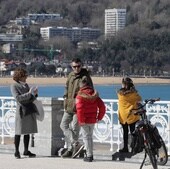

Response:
(94, 99), (170, 155)
(0, 97), (170, 154)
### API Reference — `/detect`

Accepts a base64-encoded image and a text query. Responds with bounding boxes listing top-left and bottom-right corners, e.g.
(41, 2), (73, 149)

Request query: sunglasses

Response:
(72, 65), (81, 68)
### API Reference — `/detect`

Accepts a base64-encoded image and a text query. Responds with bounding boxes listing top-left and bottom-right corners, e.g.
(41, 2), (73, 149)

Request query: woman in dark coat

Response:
(11, 68), (38, 159)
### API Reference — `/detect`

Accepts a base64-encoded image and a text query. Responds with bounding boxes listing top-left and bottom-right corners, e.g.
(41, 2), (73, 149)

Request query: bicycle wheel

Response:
(157, 137), (168, 166)
(145, 133), (158, 169)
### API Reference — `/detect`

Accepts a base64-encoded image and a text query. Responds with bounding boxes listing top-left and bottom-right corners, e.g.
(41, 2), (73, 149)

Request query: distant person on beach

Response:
(60, 58), (93, 158)
(11, 68), (38, 159)
(76, 79), (106, 162)
(117, 77), (142, 153)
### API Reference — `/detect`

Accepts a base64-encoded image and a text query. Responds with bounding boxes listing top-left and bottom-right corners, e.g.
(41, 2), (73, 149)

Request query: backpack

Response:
(149, 124), (162, 149)
(131, 124), (162, 155)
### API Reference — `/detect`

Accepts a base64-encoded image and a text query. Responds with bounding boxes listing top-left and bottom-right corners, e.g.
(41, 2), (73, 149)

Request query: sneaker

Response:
(79, 149), (86, 158)
(72, 143), (84, 158)
(84, 156), (93, 162)
(23, 151), (36, 158)
(61, 150), (72, 158)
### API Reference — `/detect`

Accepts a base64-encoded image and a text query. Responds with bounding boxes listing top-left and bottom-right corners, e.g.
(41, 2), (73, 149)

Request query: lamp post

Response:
(34, 69), (37, 77)
(49, 45), (53, 62)
(122, 69), (125, 77)
(0, 63), (2, 77)
(112, 68), (115, 77)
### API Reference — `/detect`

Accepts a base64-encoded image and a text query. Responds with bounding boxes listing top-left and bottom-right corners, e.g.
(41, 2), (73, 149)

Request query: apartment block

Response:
(105, 8), (126, 38)
(40, 27), (101, 42)
(28, 13), (63, 22)
(15, 17), (31, 26)
(0, 34), (23, 42)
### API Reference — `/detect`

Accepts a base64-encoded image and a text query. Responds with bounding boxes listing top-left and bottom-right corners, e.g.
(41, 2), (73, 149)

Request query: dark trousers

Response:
(14, 134), (30, 153)
(121, 122), (136, 149)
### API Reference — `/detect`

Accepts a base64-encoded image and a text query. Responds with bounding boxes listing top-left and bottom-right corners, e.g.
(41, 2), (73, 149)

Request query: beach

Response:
(0, 76), (170, 85)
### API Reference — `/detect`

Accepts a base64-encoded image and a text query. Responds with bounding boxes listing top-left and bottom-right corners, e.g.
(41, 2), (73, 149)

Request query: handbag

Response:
(33, 99), (44, 121)
(20, 102), (38, 118)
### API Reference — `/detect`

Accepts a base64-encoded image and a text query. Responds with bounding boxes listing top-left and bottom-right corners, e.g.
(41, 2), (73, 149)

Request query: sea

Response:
(0, 84), (170, 101)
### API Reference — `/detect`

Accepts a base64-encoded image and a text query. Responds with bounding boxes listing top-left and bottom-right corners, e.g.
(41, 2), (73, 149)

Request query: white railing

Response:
(0, 97), (170, 154)
(92, 99), (170, 155)
(0, 97), (16, 144)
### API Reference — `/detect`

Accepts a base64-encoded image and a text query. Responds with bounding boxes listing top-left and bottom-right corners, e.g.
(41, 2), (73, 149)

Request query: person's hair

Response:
(79, 78), (89, 88)
(71, 58), (82, 64)
(122, 77), (134, 90)
(13, 68), (27, 82)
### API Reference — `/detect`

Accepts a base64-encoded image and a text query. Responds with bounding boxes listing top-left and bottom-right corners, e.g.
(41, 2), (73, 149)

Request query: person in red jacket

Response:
(75, 79), (106, 162)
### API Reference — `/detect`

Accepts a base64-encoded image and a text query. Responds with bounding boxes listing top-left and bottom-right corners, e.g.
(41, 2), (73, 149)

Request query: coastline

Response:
(0, 76), (170, 86)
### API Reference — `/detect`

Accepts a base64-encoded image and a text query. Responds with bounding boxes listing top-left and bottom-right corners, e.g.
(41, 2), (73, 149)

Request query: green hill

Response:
(0, 0), (170, 75)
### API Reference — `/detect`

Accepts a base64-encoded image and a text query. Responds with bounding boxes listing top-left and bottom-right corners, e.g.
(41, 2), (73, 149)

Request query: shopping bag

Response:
(33, 99), (44, 121)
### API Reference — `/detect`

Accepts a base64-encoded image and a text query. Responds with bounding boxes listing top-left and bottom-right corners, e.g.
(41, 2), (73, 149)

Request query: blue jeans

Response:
(60, 112), (80, 151)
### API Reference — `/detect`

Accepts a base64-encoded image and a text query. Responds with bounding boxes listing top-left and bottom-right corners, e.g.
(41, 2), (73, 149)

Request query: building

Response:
(28, 13), (63, 23)
(15, 17), (31, 26)
(0, 60), (7, 73)
(2, 43), (14, 53)
(6, 25), (23, 34)
(0, 34), (23, 42)
(105, 8), (126, 38)
(9, 13), (63, 27)
(40, 27), (101, 42)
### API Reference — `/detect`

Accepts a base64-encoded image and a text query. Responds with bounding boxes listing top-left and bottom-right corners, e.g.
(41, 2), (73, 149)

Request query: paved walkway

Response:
(0, 153), (170, 169)
(0, 142), (170, 169)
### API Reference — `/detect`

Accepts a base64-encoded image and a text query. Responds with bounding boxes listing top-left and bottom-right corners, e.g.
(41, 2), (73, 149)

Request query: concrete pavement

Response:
(0, 142), (170, 169)
(0, 153), (170, 169)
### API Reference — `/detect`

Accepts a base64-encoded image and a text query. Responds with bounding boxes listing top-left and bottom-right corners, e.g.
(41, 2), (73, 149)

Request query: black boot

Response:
(14, 151), (21, 159)
(14, 135), (21, 159)
(119, 147), (129, 153)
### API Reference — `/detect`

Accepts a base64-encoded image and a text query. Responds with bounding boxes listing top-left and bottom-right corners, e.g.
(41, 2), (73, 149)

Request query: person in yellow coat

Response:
(117, 77), (142, 153)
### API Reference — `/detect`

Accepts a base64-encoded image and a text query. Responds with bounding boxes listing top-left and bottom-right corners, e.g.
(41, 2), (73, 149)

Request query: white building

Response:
(15, 17), (31, 26)
(28, 13), (63, 22)
(0, 61), (7, 72)
(105, 8), (126, 38)
(0, 34), (23, 42)
(9, 13), (62, 27)
(40, 27), (100, 42)
(2, 43), (14, 53)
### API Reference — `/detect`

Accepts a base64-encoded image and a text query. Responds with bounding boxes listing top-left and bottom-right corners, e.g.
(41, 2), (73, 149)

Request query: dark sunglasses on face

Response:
(72, 65), (81, 68)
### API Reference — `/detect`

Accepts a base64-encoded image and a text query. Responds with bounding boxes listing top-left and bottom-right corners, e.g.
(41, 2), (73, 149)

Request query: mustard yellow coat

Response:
(118, 89), (142, 125)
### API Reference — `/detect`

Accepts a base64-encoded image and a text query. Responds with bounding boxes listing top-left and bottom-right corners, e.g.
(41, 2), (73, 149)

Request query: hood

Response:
(118, 87), (137, 95)
(77, 86), (99, 100)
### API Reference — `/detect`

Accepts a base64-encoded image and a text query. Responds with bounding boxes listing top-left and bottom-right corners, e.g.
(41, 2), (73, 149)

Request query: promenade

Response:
(0, 141), (170, 169)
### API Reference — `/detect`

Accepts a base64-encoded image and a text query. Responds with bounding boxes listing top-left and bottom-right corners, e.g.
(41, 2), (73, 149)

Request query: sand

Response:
(0, 76), (170, 86)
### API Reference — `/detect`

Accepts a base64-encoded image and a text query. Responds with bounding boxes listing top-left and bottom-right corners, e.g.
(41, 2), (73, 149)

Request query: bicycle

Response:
(129, 98), (168, 169)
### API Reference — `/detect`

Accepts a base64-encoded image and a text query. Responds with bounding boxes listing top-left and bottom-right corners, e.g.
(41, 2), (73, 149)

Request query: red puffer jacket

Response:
(75, 86), (106, 125)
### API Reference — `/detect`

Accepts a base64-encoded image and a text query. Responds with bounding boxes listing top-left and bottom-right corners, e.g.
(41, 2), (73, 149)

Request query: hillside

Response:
(0, 0), (170, 76)
(0, 0), (169, 30)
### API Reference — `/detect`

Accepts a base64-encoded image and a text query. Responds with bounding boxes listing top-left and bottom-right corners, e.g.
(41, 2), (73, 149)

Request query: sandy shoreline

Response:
(0, 76), (170, 86)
